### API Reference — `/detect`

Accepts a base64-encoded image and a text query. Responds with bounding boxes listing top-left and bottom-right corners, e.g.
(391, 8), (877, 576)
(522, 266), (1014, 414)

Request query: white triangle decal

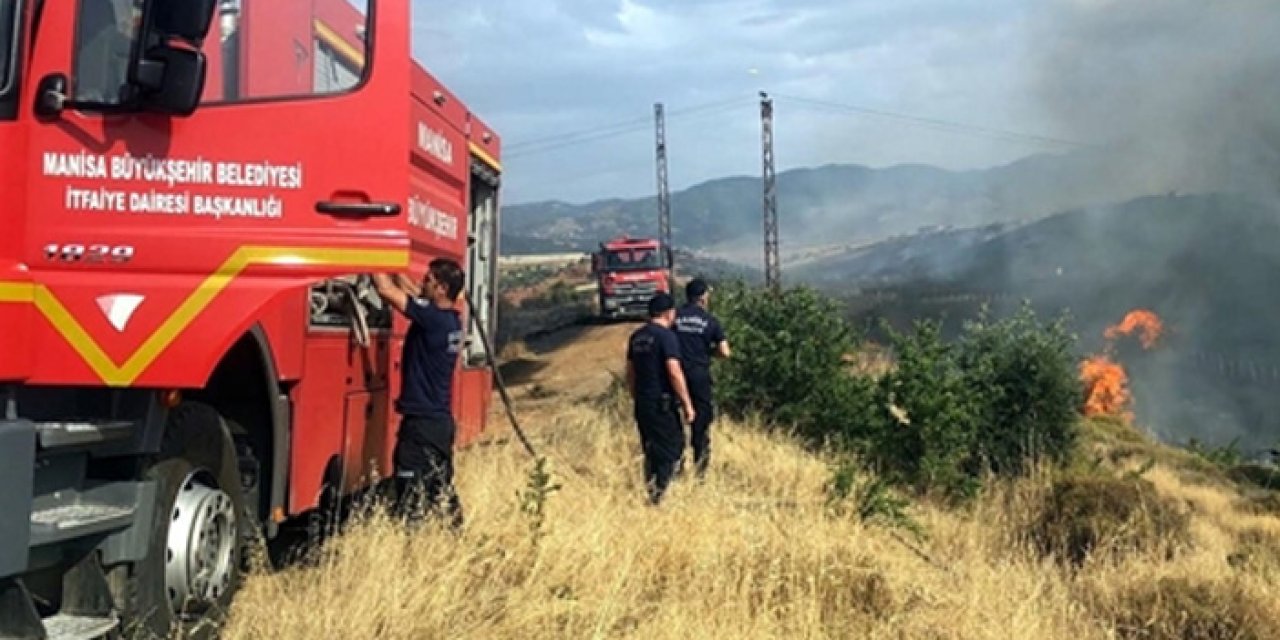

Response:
(95, 294), (145, 332)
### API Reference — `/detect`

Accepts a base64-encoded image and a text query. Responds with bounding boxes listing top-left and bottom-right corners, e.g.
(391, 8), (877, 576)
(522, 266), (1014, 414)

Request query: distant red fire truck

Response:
(591, 236), (673, 319)
(0, 0), (501, 636)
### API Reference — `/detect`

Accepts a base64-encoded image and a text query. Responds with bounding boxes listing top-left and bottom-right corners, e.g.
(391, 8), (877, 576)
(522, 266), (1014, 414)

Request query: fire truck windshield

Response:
(605, 248), (662, 271)
(72, 0), (140, 103)
(0, 0), (15, 93)
(68, 0), (371, 105)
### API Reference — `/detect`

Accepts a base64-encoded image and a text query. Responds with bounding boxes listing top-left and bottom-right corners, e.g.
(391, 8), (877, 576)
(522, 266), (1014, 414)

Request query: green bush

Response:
(868, 319), (983, 497)
(955, 304), (1081, 475)
(712, 281), (870, 442)
(712, 281), (1083, 498)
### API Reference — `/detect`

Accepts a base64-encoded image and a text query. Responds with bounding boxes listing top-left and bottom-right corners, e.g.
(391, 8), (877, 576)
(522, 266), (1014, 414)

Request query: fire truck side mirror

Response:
(128, 0), (216, 115)
(132, 48), (207, 116)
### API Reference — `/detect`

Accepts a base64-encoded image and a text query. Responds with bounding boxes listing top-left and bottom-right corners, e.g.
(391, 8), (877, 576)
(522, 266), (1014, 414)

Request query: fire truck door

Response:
(23, 0), (412, 325)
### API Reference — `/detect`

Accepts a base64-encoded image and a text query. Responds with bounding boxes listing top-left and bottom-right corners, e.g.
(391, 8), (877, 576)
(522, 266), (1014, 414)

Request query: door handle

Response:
(315, 201), (402, 217)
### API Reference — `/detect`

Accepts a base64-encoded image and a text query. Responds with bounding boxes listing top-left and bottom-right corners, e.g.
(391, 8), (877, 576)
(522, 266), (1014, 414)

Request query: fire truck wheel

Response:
(111, 402), (249, 640)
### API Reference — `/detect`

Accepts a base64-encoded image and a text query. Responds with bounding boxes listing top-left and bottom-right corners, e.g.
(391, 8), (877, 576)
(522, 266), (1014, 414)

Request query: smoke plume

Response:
(1028, 0), (1280, 199)
(1024, 0), (1280, 453)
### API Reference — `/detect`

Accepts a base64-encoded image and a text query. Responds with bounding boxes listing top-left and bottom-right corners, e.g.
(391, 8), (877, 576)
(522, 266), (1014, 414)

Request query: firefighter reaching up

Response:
(373, 260), (467, 529)
(625, 293), (695, 505)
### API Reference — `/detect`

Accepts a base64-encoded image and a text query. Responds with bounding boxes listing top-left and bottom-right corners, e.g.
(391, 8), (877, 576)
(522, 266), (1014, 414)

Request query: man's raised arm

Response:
(372, 273), (410, 315)
(394, 273), (423, 298)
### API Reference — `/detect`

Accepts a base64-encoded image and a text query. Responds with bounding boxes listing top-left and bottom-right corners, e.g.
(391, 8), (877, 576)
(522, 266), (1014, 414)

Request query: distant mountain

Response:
(800, 193), (1280, 319)
(499, 148), (1175, 259)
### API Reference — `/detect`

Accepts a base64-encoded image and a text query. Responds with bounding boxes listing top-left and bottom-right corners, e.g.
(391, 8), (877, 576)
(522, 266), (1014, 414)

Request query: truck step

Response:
(29, 502), (135, 548)
(42, 613), (118, 640)
(34, 421), (134, 449)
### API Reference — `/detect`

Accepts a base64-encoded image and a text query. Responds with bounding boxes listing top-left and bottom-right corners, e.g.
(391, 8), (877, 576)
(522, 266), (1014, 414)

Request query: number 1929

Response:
(43, 243), (135, 263)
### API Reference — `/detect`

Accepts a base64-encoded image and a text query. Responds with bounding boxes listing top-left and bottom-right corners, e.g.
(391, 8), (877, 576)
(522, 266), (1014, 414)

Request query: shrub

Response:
(956, 304), (1081, 475)
(1185, 437), (1245, 468)
(1227, 463), (1280, 491)
(1088, 576), (1272, 640)
(712, 282), (1084, 499)
(1029, 473), (1191, 567)
(868, 319), (982, 498)
(826, 459), (924, 539)
(712, 281), (871, 443)
(862, 306), (1082, 499)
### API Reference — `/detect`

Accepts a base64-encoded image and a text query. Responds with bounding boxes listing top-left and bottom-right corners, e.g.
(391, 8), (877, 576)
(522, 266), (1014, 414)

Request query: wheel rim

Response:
(165, 470), (237, 616)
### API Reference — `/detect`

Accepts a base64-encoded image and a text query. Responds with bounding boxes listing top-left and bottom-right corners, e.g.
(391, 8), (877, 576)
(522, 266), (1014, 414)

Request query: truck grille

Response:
(612, 282), (658, 295)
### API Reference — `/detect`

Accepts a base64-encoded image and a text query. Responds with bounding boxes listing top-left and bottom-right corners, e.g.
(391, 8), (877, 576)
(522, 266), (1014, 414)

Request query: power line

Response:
(505, 123), (652, 159)
(506, 98), (751, 158)
(504, 96), (755, 159)
(505, 115), (651, 152)
(771, 93), (1092, 149)
(506, 95), (749, 150)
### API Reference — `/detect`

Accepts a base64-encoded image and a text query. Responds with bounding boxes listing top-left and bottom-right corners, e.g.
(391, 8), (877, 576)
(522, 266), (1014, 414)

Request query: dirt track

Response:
(483, 319), (641, 438)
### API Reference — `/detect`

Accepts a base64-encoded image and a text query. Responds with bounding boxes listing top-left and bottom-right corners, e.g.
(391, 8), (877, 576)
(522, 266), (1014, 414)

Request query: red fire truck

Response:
(591, 236), (672, 319)
(0, 0), (501, 637)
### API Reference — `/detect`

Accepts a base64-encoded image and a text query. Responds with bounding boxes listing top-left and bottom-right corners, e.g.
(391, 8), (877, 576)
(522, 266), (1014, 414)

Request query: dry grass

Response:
(215, 403), (1280, 640)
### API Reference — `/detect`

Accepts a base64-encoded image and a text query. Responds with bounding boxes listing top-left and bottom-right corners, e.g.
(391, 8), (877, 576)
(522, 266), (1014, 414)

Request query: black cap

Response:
(686, 278), (710, 300)
(648, 292), (675, 317)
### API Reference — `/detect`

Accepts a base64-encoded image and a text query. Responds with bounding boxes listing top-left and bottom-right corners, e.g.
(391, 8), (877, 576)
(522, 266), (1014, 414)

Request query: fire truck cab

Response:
(0, 0), (501, 637)
(590, 236), (672, 319)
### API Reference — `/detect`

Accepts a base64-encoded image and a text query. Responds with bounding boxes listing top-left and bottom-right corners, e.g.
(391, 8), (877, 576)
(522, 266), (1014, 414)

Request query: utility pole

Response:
(760, 91), (780, 292)
(654, 102), (673, 282)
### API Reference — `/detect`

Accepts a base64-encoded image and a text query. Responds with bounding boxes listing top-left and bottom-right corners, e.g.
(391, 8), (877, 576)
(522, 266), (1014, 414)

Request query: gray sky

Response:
(410, 0), (1087, 205)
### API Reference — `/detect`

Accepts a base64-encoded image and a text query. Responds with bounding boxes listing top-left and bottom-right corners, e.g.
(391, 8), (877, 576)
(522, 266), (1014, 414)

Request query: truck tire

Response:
(110, 402), (249, 640)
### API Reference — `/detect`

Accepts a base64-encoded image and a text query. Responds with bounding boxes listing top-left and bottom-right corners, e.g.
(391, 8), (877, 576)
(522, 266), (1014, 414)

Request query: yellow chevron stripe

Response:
(1, 246), (405, 386)
(0, 282), (34, 303)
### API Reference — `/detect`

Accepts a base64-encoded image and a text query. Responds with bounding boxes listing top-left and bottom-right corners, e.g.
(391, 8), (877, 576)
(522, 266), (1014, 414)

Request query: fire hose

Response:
(464, 290), (539, 460)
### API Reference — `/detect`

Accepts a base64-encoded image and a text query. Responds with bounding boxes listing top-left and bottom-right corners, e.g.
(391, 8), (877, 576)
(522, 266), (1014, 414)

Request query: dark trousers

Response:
(685, 368), (715, 477)
(634, 395), (684, 504)
(392, 415), (463, 530)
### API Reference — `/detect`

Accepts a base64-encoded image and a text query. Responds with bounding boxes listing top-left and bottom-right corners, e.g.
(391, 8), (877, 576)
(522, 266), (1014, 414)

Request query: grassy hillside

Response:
(205, 250), (1280, 640)
(218, 391), (1280, 639)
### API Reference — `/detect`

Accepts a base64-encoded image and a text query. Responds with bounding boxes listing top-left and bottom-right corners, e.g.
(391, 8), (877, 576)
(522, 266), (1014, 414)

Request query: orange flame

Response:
(1080, 355), (1133, 421)
(1104, 309), (1163, 349)
(1081, 309), (1164, 421)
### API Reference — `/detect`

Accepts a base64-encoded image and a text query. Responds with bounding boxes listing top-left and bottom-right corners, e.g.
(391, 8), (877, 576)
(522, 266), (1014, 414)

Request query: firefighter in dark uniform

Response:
(626, 292), (696, 504)
(674, 278), (731, 478)
(373, 259), (467, 529)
